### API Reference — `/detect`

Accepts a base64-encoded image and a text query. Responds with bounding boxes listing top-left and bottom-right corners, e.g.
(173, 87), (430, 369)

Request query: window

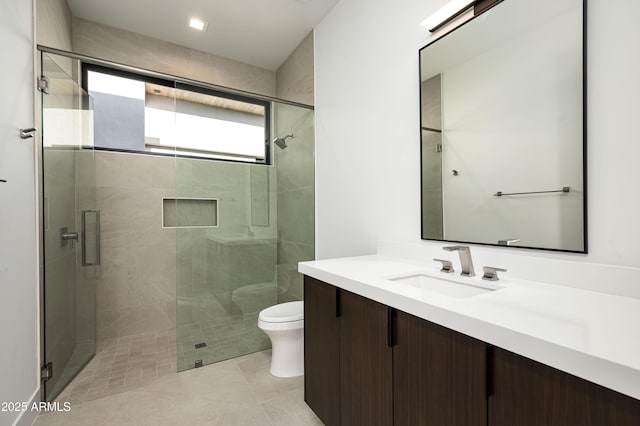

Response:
(83, 65), (271, 164)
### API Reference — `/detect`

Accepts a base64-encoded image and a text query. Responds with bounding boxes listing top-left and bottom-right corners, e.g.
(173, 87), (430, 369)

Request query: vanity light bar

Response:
(420, 0), (503, 33)
(420, 0), (476, 32)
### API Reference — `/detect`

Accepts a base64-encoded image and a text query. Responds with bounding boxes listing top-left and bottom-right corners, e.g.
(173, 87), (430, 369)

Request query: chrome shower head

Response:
(273, 133), (294, 150)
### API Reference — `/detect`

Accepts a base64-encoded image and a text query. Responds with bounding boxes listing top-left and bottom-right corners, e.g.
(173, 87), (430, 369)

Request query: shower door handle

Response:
(81, 209), (101, 266)
(60, 227), (79, 248)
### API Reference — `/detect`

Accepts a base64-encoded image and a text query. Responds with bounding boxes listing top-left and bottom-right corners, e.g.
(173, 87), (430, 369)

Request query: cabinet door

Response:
(489, 347), (640, 426)
(340, 290), (393, 425)
(304, 276), (340, 426)
(393, 311), (487, 425)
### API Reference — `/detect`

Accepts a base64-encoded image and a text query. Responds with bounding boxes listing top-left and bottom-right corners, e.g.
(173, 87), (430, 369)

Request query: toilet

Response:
(258, 301), (304, 378)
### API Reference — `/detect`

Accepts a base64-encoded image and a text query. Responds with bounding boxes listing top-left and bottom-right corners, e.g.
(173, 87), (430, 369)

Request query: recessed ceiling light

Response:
(187, 17), (208, 32)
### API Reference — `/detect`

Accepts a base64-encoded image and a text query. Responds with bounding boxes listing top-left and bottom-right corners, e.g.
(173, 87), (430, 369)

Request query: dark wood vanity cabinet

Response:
(393, 310), (487, 425)
(304, 276), (482, 426)
(489, 347), (640, 426)
(304, 276), (640, 426)
(304, 276), (392, 426)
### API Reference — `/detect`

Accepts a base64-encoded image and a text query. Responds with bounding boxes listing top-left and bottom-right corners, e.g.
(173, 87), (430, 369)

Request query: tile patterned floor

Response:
(54, 328), (178, 405)
(177, 311), (270, 371)
(47, 342), (96, 400)
(176, 286), (276, 371)
(36, 350), (322, 426)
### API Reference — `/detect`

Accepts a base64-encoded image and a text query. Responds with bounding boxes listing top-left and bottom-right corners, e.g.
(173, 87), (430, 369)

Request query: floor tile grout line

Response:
(55, 328), (179, 407)
(233, 355), (277, 426)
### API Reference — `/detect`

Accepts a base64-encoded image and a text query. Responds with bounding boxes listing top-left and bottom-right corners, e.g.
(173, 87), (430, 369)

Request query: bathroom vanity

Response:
(301, 256), (640, 426)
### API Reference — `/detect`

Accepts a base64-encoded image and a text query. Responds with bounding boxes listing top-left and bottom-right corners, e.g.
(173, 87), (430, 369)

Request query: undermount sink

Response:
(387, 272), (502, 298)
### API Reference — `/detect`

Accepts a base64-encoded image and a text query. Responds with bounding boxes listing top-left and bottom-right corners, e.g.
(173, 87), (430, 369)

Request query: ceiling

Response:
(66, 0), (340, 71)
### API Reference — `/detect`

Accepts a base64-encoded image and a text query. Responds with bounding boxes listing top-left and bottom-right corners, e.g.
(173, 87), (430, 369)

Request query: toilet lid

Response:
(259, 301), (304, 323)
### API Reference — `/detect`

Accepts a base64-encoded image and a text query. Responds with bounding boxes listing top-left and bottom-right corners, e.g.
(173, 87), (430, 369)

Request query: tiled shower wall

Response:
(95, 152), (176, 341)
(36, 0), (73, 51)
(174, 158), (277, 311)
(94, 152), (279, 343)
(72, 18), (276, 98)
(85, 28), (316, 344)
(276, 31), (314, 106)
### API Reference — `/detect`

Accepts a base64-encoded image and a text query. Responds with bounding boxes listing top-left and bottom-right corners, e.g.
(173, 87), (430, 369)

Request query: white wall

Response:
(0, 0), (40, 424)
(315, 0), (640, 285)
(315, 0), (427, 259)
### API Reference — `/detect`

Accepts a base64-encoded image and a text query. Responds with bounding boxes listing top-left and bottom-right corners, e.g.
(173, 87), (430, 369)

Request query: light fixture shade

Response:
(420, 0), (475, 32)
(187, 17), (208, 31)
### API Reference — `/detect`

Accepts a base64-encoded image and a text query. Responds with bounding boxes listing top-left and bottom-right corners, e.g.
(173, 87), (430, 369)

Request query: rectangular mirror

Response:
(420, 0), (586, 253)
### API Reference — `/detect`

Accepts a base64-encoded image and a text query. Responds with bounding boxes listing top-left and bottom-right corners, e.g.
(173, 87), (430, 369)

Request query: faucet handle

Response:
(482, 266), (507, 281)
(433, 258), (455, 273)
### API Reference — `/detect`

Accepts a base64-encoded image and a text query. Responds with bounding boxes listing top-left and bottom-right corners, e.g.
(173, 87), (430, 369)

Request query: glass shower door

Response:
(174, 83), (277, 370)
(41, 52), (98, 401)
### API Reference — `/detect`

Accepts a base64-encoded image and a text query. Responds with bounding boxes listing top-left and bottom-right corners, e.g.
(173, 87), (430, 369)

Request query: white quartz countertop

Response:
(299, 255), (640, 400)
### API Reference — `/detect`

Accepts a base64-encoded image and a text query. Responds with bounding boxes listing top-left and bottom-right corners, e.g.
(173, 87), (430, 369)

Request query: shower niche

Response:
(162, 198), (219, 228)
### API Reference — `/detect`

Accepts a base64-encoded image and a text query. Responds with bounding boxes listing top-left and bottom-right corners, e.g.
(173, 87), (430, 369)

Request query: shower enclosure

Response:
(39, 48), (314, 402)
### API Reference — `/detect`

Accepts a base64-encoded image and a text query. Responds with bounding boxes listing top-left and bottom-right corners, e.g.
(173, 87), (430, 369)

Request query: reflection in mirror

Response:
(420, 0), (585, 252)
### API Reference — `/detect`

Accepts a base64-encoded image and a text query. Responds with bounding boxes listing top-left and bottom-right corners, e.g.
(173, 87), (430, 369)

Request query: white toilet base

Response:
(261, 326), (304, 378)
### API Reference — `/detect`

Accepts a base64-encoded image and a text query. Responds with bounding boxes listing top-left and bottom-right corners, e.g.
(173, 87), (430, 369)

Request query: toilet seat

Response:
(258, 318), (303, 331)
(259, 301), (303, 323)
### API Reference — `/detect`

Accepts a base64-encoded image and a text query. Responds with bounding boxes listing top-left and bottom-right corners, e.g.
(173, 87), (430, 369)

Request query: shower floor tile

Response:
(176, 299), (272, 371)
(55, 328), (178, 405)
(37, 350), (322, 426)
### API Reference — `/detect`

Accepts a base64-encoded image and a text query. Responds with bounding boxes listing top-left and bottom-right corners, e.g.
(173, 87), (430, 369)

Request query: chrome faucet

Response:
(442, 245), (475, 277)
